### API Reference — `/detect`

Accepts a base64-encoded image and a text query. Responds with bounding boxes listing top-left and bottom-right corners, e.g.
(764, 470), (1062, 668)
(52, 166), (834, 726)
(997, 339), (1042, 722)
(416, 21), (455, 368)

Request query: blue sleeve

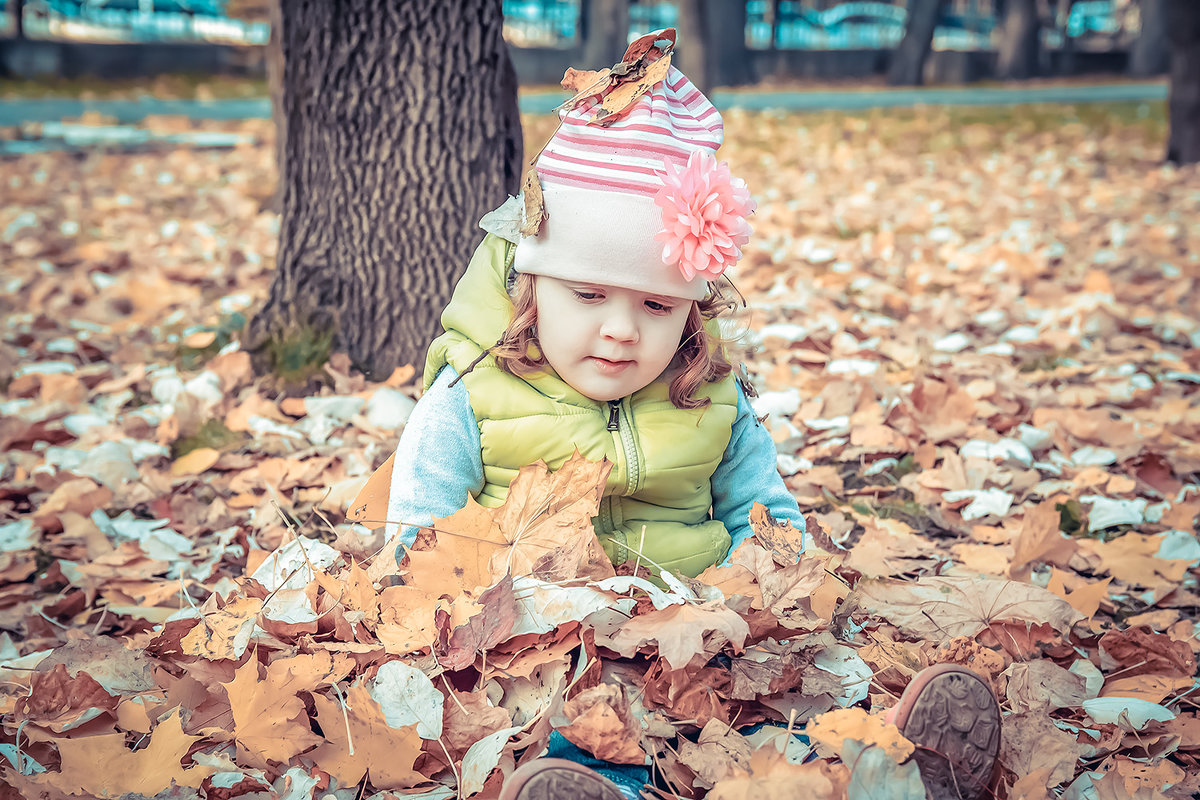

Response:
(711, 383), (805, 564)
(385, 366), (485, 559)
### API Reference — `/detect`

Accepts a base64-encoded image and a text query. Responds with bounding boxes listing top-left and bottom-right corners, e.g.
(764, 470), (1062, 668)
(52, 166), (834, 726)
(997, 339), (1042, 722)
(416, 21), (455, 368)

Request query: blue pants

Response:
(545, 731), (647, 800)
(546, 723), (812, 799)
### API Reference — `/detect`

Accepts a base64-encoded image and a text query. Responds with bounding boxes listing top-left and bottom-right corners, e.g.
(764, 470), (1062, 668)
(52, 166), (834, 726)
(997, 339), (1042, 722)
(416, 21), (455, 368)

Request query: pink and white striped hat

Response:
(512, 34), (755, 300)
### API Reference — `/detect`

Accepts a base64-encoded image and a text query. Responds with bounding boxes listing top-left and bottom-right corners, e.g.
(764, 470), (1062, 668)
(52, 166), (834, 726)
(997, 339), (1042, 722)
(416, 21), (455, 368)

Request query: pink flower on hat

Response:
(653, 150), (755, 282)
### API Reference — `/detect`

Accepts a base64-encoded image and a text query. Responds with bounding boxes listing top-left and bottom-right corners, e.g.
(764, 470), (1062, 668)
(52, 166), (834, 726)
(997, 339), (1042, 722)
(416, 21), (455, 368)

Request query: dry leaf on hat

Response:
(520, 169), (547, 237)
(589, 53), (672, 127)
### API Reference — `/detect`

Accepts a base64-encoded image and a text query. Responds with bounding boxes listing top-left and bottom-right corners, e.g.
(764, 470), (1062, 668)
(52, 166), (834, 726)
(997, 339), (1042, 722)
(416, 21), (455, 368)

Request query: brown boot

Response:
(498, 758), (629, 800)
(889, 664), (1001, 800)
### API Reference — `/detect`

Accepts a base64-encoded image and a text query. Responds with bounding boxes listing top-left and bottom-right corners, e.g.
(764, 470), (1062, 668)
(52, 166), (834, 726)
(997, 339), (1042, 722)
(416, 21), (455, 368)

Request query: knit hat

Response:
(484, 29), (754, 301)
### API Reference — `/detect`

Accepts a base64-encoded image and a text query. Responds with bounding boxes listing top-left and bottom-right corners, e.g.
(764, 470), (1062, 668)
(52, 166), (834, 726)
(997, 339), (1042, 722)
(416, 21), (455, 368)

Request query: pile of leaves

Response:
(0, 101), (1198, 799)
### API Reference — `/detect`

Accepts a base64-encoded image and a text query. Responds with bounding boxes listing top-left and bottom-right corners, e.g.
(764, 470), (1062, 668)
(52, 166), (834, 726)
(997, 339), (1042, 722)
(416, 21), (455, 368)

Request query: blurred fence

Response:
(500, 0), (1137, 52)
(1, 1), (268, 44)
(0, 0), (1155, 83)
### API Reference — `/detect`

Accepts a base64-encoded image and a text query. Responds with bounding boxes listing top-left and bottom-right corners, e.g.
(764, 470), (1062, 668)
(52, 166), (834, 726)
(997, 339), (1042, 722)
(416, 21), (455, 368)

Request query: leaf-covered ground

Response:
(1, 103), (1198, 799)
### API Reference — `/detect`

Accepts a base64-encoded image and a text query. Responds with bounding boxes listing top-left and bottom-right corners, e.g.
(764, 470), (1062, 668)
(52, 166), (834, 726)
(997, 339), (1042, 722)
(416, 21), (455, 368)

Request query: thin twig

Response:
(331, 680), (354, 756)
(442, 673), (470, 715)
(437, 735), (462, 800)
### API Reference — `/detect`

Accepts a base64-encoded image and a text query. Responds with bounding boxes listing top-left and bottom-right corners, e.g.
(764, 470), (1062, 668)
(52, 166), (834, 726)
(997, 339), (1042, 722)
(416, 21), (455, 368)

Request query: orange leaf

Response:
(179, 595), (263, 661)
(171, 447), (220, 476)
(36, 710), (212, 796)
(556, 684), (644, 765)
(346, 451), (393, 530)
(1009, 500), (1077, 578)
(749, 502), (806, 566)
(805, 707), (914, 762)
(309, 684), (425, 790)
(605, 601), (750, 671)
(403, 452), (612, 597)
(1045, 568), (1110, 621)
(222, 658), (322, 768)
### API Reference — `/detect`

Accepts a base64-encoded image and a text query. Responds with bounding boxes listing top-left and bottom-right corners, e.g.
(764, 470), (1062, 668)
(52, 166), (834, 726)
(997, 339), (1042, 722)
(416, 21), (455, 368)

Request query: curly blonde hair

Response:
(491, 273), (734, 410)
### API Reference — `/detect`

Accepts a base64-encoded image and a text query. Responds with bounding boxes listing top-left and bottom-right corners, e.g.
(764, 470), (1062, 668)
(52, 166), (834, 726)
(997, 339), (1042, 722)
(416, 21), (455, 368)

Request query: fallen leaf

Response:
(171, 446), (221, 476)
(308, 683), (425, 790)
(805, 707), (914, 762)
(222, 658), (322, 768)
(846, 576), (1082, 643)
(605, 600), (750, 670)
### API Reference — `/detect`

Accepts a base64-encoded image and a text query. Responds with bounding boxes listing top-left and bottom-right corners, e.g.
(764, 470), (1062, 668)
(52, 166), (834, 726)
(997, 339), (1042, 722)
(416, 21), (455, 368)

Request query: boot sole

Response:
(497, 758), (629, 800)
(891, 664), (1001, 800)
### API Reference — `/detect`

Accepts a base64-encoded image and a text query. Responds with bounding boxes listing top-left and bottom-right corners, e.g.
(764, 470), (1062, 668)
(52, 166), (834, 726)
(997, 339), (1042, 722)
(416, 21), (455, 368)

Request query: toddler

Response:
(383, 30), (1000, 800)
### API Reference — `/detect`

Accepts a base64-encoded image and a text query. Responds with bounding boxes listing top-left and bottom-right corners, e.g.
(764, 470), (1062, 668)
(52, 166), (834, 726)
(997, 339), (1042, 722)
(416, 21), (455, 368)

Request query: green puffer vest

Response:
(423, 234), (739, 577)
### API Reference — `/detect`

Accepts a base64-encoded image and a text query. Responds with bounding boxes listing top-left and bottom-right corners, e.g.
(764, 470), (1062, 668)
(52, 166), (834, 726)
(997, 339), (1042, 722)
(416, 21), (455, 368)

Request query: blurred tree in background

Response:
(887, 0), (944, 85)
(580, 0), (630, 69)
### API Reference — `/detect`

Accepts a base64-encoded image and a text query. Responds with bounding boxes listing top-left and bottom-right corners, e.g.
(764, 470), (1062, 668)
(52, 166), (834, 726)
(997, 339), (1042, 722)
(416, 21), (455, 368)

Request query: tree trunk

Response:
(265, 0), (285, 212)
(13, 0), (24, 39)
(1166, 0), (1200, 164)
(887, 0), (944, 86)
(995, 0), (1041, 80)
(674, 0), (752, 95)
(766, 0), (780, 49)
(674, 0), (710, 93)
(580, 0), (630, 68)
(1129, 0), (1169, 76)
(249, 0), (523, 379)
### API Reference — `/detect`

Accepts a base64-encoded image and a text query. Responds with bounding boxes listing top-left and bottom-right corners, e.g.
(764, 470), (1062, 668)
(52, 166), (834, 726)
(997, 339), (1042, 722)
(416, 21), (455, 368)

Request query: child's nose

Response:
(600, 304), (639, 343)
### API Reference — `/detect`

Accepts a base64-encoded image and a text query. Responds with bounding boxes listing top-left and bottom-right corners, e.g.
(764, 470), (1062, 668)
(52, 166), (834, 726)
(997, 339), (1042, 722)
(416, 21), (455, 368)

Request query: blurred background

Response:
(0, 1), (1175, 88)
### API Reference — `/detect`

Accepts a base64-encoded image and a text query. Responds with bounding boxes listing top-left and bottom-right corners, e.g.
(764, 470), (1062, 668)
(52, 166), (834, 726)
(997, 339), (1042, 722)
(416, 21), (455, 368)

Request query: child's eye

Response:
(645, 300), (674, 314)
(572, 290), (601, 302)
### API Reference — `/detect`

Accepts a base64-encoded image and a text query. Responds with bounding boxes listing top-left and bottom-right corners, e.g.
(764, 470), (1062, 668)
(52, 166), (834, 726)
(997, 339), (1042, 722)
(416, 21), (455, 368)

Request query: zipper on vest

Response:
(609, 398), (640, 496)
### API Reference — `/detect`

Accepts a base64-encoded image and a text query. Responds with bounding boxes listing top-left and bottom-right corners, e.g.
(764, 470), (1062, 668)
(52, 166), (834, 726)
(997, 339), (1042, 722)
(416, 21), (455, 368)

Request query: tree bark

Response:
(995, 0), (1041, 80)
(13, 0), (24, 39)
(674, 0), (753, 95)
(250, 0), (523, 378)
(1166, 0), (1200, 164)
(887, 0), (945, 87)
(580, 0), (630, 68)
(674, 0), (710, 93)
(1129, 0), (1169, 76)
(265, 0), (285, 211)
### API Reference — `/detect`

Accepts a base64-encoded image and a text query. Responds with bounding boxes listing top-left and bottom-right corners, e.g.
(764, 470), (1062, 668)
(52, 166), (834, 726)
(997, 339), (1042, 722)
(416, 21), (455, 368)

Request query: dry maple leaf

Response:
(844, 575), (1083, 643)
(308, 683), (425, 790)
(749, 502), (807, 566)
(15, 663), (119, 733)
(14, 710), (212, 797)
(437, 575), (519, 671)
(179, 595), (263, 661)
(605, 601), (750, 671)
(403, 452), (612, 596)
(375, 583), (443, 654)
(708, 746), (846, 800)
(805, 707), (914, 763)
(556, 683), (644, 765)
(222, 658), (322, 768)
(1009, 500), (1077, 578)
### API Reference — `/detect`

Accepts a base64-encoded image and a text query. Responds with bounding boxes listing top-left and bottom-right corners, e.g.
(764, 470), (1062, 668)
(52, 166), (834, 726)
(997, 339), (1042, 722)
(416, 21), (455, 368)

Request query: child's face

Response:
(533, 276), (692, 402)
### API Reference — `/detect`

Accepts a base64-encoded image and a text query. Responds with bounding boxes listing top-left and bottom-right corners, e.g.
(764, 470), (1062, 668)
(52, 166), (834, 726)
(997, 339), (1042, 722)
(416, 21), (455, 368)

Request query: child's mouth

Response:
(588, 356), (634, 374)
